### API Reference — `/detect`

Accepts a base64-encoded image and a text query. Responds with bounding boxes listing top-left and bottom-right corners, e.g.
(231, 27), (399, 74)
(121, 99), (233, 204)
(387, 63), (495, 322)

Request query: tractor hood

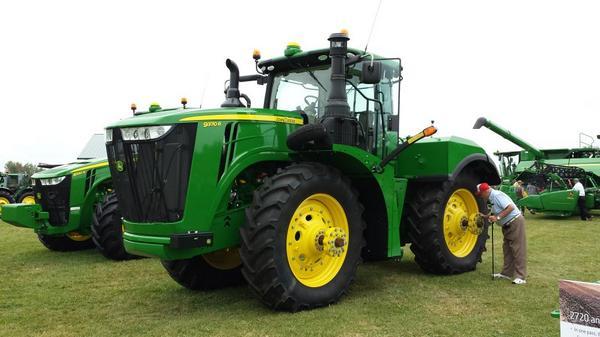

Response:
(105, 108), (304, 128)
(32, 157), (108, 179)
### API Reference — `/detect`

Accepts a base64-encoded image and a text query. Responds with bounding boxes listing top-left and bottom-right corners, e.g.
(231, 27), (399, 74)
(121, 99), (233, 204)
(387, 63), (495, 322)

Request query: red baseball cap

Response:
(476, 183), (490, 195)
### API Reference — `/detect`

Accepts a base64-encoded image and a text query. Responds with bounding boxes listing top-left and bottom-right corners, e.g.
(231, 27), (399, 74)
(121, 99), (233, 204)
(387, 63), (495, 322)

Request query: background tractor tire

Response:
(240, 162), (366, 311)
(406, 169), (489, 274)
(37, 233), (94, 252)
(91, 192), (136, 261)
(161, 249), (244, 290)
(0, 190), (15, 206)
(17, 191), (36, 204)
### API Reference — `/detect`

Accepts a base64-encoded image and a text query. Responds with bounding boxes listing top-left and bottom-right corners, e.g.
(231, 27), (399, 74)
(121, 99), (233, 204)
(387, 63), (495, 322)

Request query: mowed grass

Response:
(1, 213), (599, 337)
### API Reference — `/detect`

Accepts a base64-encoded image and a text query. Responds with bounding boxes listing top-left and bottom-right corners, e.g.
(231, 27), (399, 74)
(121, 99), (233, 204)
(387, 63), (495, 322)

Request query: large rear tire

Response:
(406, 169), (489, 274)
(91, 192), (137, 261)
(0, 190), (15, 207)
(240, 163), (365, 311)
(161, 248), (244, 290)
(37, 233), (95, 252)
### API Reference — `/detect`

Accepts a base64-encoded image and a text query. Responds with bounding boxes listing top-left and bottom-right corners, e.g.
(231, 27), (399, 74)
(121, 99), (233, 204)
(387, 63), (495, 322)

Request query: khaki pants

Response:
(501, 216), (527, 279)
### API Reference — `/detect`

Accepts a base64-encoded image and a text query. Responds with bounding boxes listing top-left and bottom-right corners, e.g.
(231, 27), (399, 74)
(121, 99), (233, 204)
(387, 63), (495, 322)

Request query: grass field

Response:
(1, 213), (598, 337)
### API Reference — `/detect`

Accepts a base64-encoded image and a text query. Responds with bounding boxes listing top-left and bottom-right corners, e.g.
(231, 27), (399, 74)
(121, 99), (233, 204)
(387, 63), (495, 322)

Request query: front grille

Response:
(106, 124), (197, 223)
(35, 176), (71, 226)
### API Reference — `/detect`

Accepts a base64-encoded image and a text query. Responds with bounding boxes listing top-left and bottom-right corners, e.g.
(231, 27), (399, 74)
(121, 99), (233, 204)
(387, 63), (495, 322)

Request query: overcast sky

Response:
(1, 0), (599, 169)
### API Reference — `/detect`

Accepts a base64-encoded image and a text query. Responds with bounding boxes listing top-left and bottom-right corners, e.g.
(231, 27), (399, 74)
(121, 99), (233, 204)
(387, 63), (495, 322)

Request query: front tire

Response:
(17, 191), (36, 204)
(91, 192), (136, 261)
(37, 233), (94, 251)
(406, 169), (489, 274)
(161, 248), (244, 290)
(240, 163), (365, 311)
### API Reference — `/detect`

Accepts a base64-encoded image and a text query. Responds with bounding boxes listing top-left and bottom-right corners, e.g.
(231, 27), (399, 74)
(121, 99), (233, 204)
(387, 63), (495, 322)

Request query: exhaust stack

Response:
(221, 59), (244, 108)
(320, 32), (360, 146)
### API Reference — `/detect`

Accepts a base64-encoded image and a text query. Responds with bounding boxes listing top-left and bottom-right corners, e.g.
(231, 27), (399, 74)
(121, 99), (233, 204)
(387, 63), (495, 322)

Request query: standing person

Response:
(525, 183), (538, 214)
(477, 182), (527, 285)
(572, 178), (592, 221)
(513, 180), (526, 213)
(526, 183), (538, 196)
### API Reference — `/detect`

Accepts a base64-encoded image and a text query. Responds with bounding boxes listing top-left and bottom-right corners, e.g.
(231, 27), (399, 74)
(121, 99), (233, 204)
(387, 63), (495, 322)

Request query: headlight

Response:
(120, 125), (172, 141)
(40, 176), (66, 186)
(105, 129), (113, 142)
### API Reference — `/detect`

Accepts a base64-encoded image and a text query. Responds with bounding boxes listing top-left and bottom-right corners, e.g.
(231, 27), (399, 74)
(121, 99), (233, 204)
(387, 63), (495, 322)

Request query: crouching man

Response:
(477, 182), (528, 285)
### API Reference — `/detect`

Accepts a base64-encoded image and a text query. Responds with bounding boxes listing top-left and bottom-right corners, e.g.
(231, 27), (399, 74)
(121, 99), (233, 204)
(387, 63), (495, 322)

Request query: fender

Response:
(0, 187), (14, 195)
(210, 150), (292, 216)
(80, 175), (112, 225)
(451, 153), (501, 185)
(407, 153), (501, 185)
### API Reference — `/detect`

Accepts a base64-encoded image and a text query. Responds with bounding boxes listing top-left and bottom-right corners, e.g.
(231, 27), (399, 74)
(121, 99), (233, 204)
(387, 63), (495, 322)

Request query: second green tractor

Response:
(1, 135), (134, 260)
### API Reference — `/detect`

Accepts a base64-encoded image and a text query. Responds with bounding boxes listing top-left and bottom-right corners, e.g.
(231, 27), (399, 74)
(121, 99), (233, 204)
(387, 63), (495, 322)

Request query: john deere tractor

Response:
(1, 135), (135, 260)
(105, 31), (500, 311)
(0, 172), (34, 205)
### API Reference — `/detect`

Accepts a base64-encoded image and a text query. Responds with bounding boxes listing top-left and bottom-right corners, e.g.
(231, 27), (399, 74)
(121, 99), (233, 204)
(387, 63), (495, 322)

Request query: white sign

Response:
(560, 280), (600, 337)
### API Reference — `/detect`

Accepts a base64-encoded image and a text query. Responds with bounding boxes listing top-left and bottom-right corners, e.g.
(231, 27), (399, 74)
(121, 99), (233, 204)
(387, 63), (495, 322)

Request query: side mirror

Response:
(387, 115), (399, 132)
(360, 61), (382, 84)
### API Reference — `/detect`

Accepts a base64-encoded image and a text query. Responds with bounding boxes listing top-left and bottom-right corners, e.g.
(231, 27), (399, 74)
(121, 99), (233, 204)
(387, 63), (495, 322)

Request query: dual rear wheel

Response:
(405, 171), (489, 274)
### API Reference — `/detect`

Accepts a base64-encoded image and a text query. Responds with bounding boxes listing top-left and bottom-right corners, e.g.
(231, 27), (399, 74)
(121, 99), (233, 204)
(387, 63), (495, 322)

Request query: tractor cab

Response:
(221, 39), (402, 157)
(260, 48), (401, 155)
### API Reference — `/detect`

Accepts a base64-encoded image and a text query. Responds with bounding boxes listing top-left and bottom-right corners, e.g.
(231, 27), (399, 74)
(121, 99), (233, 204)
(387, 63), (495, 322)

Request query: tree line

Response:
(3, 161), (42, 176)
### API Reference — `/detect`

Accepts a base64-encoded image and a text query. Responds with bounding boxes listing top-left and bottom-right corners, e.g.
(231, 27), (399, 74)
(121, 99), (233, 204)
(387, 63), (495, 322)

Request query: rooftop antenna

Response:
(363, 0), (383, 55)
(199, 73), (209, 109)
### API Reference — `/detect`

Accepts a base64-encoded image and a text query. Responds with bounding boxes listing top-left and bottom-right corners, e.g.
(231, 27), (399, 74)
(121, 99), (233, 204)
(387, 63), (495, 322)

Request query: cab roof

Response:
(258, 47), (382, 75)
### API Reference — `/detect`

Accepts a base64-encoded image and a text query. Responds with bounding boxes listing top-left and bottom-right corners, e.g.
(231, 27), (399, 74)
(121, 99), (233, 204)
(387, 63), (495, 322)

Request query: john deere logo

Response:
(115, 161), (125, 172)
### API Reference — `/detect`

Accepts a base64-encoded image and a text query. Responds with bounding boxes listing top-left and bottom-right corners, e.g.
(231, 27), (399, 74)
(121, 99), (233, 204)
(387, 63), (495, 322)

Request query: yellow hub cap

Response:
(443, 188), (480, 258)
(21, 196), (36, 205)
(0, 197), (9, 216)
(202, 248), (241, 270)
(66, 231), (91, 242)
(286, 193), (349, 288)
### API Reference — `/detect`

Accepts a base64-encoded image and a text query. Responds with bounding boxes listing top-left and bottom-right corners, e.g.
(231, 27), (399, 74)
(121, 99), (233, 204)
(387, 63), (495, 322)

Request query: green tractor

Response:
(1, 135), (135, 260)
(0, 172), (35, 205)
(474, 117), (600, 216)
(105, 31), (500, 311)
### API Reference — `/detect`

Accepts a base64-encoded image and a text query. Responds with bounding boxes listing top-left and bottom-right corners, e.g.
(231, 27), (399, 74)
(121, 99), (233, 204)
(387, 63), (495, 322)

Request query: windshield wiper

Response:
(307, 70), (327, 93)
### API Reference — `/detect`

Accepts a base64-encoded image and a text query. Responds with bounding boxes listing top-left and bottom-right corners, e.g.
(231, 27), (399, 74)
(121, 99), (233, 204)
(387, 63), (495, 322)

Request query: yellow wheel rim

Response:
(0, 197), (11, 206)
(21, 195), (36, 205)
(443, 188), (480, 258)
(286, 193), (349, 288)
(202, 248), (241, 270)
(66, 231), (91, 242)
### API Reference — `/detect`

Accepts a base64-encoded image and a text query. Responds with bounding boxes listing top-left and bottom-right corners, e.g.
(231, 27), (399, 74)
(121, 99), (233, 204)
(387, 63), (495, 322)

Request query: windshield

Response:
(269, 60), (400, 122)
(269, 60), (401, 154)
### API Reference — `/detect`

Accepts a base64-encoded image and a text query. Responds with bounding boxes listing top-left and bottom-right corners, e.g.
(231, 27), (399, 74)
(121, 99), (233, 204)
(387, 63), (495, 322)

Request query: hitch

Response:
(372, 123), (437, 173)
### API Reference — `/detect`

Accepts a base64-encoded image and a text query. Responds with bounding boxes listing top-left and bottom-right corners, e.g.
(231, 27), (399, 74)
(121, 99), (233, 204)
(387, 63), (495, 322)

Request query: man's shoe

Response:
(492, 273), (511, 280)
(512, 278), (527, 285)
